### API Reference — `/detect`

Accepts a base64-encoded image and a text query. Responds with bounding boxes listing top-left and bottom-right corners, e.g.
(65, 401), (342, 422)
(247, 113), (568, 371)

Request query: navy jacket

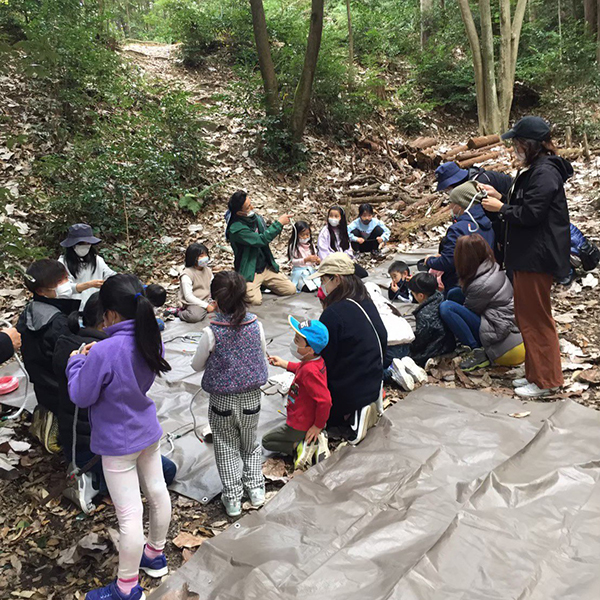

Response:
(427, 204), (495, 291)
(0, 332), (14, 365)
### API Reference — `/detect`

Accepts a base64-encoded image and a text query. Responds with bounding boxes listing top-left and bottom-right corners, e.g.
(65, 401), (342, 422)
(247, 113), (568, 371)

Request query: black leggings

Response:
(351, 225), (384, 253)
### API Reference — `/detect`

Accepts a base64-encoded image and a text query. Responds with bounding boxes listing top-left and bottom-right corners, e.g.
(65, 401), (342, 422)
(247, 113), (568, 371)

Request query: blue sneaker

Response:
(140, 549), (169, 578)
(85, 581), (145, 600)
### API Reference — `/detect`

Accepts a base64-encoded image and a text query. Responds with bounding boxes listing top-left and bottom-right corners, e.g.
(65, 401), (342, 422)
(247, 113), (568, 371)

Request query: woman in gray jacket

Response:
(440, 234), (525, 372)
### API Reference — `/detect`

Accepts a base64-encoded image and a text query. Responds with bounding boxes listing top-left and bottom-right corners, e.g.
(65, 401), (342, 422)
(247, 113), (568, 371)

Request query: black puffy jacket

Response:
(499, 155), (572, 278)
(16, 296), (80, 413)
(0, 332), (14, 365)
(53, 328), (107, 455)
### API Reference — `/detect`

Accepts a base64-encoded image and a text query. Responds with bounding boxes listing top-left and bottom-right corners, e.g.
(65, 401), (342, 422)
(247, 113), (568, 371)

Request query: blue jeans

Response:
(439, 300), (481, 349)
(446, 287), (465, 304)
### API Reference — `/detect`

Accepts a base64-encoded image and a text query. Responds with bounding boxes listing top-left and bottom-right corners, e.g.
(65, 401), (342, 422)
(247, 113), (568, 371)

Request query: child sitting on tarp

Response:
(558, 223), (600, 285)
(387, 261), (412, 303)
(17, 259), (80, 454)
(348, 203), (391, 256)
(407, 272), (455, 367)
(288, 221), (321, 292)
(173, 243), (214, 323)
(264, 317), (331, 470)
(145, 283), (167, 331)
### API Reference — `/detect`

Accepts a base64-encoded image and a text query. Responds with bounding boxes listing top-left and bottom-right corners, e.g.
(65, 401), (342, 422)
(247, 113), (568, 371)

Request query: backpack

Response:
(580, 240), (600, 272)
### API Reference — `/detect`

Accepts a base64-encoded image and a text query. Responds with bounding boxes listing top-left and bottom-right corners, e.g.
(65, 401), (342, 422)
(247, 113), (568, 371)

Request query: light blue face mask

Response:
(198, 256), (210, 267)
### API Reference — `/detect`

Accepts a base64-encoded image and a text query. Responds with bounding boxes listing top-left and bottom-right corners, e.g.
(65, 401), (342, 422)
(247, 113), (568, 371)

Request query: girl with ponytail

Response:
(66, 274), (172, 600)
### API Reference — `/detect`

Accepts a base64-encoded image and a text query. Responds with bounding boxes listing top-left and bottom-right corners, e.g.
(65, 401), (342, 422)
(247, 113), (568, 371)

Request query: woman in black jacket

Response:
(480, 116), (571, 399)
(308, 253), (388, 445)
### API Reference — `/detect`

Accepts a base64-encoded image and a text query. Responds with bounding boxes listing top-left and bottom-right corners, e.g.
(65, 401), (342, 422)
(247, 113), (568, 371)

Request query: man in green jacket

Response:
(226, 191), (296, 305)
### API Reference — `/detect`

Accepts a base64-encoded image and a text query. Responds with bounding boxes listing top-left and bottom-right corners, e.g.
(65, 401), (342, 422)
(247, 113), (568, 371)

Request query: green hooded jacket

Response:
(228, 215), (283, 282)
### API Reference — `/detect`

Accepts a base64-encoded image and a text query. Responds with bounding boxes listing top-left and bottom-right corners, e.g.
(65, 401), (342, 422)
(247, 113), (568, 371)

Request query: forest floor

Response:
(1, 43), (600, 599)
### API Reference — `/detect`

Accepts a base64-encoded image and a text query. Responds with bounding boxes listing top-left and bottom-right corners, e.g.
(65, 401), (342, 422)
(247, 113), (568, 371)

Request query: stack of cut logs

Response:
(398, 133), (595, 173)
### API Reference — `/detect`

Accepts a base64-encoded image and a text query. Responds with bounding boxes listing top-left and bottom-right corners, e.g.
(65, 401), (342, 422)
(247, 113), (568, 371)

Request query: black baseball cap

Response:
(501, 116), (551, 142)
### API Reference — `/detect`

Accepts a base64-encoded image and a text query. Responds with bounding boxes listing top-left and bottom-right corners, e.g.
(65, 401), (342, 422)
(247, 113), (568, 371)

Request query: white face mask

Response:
(299, 237), (310, 245)
(55, 281), (73, 299)
(289, 342), (305, 360)
(198, 256), (210, 267)
(74, 244), (91, 258)
(328, 218), (340, 228)
(514, 147), (526, 162)
(245, 210), (255, 218)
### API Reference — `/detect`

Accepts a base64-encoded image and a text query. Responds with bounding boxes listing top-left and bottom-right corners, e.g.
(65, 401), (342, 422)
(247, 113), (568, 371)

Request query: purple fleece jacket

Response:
(66, 320), (162, 456)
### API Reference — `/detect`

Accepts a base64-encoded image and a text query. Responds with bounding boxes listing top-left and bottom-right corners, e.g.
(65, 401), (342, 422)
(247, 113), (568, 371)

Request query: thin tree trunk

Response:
(421, 0), (434, 49)
(291, 0), (324, 143)
(508, 0), (528, 100)
(498, 0), (512, 131)
(249, 0), (280, 116)
(597, 0), (600, 64)
(457, 0), (487, 133)
(346, 0), (355, 82)
(478, 0), (501, 133)
(584, 0), (597, 32)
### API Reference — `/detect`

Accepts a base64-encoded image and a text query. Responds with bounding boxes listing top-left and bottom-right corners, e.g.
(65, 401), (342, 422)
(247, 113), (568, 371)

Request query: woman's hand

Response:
(424, 254), (440, 266)
(278, 215), (291, 226)
(268, 355), (288, 369)
(305, 425), (322, 445)
(481, 197), (504, 213)
(77, 280), (104, 292)
(477, 183), (502, 200)
(1, 327), (21, 351)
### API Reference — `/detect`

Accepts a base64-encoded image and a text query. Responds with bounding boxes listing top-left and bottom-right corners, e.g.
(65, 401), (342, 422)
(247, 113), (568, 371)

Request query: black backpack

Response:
(580, 240), (600, 272)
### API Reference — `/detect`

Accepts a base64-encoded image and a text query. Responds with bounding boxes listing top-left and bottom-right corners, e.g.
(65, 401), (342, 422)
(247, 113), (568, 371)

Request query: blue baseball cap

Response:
(435, 162), (469, 192)
(288, 316), (329, 354)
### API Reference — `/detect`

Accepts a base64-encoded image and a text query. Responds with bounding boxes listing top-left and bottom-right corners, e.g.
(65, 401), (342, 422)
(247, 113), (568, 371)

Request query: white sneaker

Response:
(391, 358), (415, 392)
(512, 377), (529, 388)
(400, 356), (428, 384)
(314, 431), (331, 463)
(63, 468), (99, 514)
(514, 382), (558, 398)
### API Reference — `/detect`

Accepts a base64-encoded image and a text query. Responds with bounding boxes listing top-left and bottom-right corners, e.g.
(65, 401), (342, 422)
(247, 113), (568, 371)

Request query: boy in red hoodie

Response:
(264, 316), (332, 470)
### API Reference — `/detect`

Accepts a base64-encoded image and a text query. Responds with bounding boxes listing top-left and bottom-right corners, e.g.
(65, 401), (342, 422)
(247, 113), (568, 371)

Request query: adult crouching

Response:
(479, 116), (571, 398)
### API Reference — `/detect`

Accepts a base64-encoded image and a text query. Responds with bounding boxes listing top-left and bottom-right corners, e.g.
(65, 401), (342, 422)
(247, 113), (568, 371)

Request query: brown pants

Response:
(245, 269), (296, 305)
(513, 271), (563, 389)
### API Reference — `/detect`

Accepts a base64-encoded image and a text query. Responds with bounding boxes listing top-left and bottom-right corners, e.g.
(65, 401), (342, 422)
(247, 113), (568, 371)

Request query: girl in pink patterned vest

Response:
(191, 271), (268, 517)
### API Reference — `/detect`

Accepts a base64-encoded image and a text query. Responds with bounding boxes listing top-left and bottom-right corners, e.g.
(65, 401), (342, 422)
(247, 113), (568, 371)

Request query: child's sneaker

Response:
(41, 409), (61, 454)
(348, 402), (380, 446)
(140, 549), (168, 578)
(400, 356), (428, 383)
(163, 307), (180, 318)
(222, 496), (242, 517)
(63, 468), (99, 514)
(247, 487), (265, 507)
(391, 358), (415, 392)
(314, 431), (330, 463)
(294, 439), (317, 470)
(85, 580), (145, 600)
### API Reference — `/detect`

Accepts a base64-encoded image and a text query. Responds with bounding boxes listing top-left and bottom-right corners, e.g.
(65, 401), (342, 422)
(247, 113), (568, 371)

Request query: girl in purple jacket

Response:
(67, 274), (171, 600)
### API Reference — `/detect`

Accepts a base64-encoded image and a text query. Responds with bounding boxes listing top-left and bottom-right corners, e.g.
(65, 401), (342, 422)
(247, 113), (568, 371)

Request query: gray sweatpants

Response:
(262, 423), (306, 456)
(208, 389), (264, 502)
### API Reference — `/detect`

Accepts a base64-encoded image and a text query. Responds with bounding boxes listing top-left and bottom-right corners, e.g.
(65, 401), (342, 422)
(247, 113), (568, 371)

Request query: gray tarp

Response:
(149, 387), (600, 600)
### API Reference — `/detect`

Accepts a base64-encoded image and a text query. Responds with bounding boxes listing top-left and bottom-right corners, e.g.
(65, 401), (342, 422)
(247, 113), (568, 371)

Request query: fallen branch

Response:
(443, 144), (469, 158)
(348, 194), (395, 204)
(458, 151), (500, 169)
(410, 136), (438, 150)
(468, 134), (501, 149)
(394, 206), (451, 240)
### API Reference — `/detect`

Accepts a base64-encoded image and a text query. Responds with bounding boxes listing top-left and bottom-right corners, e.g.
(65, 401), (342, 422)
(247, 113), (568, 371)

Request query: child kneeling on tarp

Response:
(264, 317), (332, 470)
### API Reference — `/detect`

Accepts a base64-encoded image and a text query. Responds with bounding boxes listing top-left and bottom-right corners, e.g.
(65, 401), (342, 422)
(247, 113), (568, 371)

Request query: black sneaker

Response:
(460, 348), (490, 372)
(348, 403), (380, 446)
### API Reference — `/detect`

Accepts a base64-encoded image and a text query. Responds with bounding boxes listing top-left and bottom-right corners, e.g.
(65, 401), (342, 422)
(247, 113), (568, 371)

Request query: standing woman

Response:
(480, 116), (572, 398)
(59, 223), (116, 307)
(307, 253), (387, 444)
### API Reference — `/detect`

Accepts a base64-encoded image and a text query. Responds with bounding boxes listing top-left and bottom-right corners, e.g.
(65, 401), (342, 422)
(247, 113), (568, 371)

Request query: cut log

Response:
(347, 183), (382, 196)
(454, 142), (502, 161)
(457, 151), (500, 169)
(558, 148), (582, 159)
(404, 193), (438, 216)
(410, 136), (438, 150)
(467, 134), (501, 150)
(393, 206), (451, 240)
(348, 194), (394, 204)
(565, 126), (572, 148)
(443, 144), (469, 158)
(583, 131), (591, 160)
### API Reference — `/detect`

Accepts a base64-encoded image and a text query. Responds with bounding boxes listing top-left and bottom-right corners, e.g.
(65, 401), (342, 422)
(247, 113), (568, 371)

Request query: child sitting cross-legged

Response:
(176, 243), (214, 323)
(264, 317), (332, 470)
(387, 260), (411, 303)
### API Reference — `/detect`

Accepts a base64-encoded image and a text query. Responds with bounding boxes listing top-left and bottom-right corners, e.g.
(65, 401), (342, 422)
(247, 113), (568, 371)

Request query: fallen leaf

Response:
(182, 548), (195, 563)
(172, 531), (207, 549)
(262, 457), (288, 482)
(576, 368), (600, 385)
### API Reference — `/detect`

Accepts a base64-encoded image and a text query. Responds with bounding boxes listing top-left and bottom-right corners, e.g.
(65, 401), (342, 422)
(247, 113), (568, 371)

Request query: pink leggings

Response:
(102, 441), (172, 580)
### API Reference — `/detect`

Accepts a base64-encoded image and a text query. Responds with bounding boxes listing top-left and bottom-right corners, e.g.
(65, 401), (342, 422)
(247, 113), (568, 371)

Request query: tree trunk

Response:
(291, 0), (324, 143)
(421, 0), (434, 48)
(597, 0), (600, 65)
(346, 0), (354, 82)
(249, 0), (280, 116)
(478, 0), (501, 133)
(584, 0), (597, 33)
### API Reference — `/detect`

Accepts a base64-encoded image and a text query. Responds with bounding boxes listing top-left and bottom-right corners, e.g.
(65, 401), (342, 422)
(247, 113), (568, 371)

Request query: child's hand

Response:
(376, 237), (383, 244)
(356, 238), (365, 245)
(206, 301), (216, 313)
(390, 282), (399, 293)
(268, 355), (288, 369)
(305, 425), (322, 445)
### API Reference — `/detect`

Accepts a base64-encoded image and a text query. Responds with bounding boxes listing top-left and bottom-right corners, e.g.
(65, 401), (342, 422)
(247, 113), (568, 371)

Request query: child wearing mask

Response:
(348, 203), (391, 255)
(17, 259), (80, 454)
(66, 274), (172, 600)
(263, 317), (332, 470)
(191, 271), (269, 517)
(59, 223), (116, 308)
(288, 221), (321, 292)
(177, 243), (214, 323)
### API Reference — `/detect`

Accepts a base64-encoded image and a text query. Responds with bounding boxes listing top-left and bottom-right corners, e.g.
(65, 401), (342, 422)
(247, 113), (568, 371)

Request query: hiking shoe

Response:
(460, 348), (490, 372)
(29, 405), (44, 444)
(140, 548), (168, 578)
(42, 410), (61, 454)
(294, 439), (317, 470)
(514, 382), (559, 399)
(247, 487), (265, 507)
(85, 580), (145, 600)
(348, 402), (380, 446)
(163, 307), (180, 318)
(63, 468), (99, 514)
(314, 431), (331, 463)
(512, 377), (529, 388)
(400, 356), (428, 383)
(222, 496), (242, 517)
(391, 358), (415, 392)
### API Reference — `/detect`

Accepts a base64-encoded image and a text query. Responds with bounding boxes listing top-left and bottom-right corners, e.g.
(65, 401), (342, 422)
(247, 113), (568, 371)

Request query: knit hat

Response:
(307, 252), (355, 279)
(448, 181), (481, 209)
